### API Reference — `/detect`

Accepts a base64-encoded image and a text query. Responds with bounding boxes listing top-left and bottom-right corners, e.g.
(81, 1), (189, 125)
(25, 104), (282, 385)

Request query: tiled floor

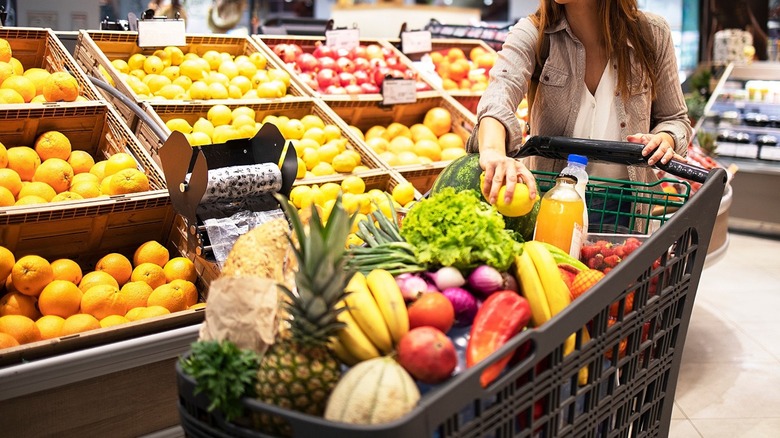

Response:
(671, 232), (780, 437)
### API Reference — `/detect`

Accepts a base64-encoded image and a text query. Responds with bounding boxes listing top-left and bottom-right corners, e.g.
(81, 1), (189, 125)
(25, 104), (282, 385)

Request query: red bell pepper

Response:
(466, 290), (531, 387)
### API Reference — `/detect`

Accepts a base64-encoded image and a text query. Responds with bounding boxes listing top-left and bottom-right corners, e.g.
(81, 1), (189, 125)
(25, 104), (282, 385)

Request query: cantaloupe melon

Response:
(324, 356), (420, 424)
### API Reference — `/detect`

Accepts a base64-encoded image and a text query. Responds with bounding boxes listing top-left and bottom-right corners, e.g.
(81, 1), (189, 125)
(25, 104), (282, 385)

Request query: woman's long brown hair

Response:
(530, 0), (657, 100)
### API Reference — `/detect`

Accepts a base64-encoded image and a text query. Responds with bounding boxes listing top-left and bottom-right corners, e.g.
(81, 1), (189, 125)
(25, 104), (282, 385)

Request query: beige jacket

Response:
(473, 11), (692, 184)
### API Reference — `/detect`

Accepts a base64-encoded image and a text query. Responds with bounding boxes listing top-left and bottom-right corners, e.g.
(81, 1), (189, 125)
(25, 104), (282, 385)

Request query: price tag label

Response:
(735, 144), (759, 159)
(382, 79), (417, 105)
(716, 142), (737, 157)
(325, 28), (360, 51)
(401, 31), (432, 54)
(137, 19), (186, 48)
(760, 146), (780, 161)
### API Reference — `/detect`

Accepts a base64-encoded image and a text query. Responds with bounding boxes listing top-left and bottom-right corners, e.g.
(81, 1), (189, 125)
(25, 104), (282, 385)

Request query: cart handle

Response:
(514, 136), (709, 184)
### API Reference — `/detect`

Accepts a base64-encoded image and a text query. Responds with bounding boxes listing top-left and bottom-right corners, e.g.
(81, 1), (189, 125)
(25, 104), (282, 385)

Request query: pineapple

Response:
(254, 195), (354, 435)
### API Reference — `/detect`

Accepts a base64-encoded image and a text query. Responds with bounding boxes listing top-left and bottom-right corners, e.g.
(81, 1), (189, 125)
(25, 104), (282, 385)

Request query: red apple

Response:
(352, 70), (370, 85)
(353, 57), (370, 71)
(369, 58), (387, 69)
(338, 71), (356, 86)
(298, 72), (318, 90)
(335, 57), (355, 73)
(296, 53), (319, 72)
(397, 326), (457, 384)
(317, 56), (336, 71)
(316, 68), (339, 89)
(273, 43), (302, 63)
(349, 45), (368, 60)
(344, 84), (363, 95)
(312, 41), (334, 59)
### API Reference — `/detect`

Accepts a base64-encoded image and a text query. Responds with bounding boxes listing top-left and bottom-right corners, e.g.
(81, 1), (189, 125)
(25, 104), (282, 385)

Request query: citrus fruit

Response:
(137, 305), (171, 320)
(7, 146), (41, 181)
(38, 280), (83, 318)
(103, 152), (137, 177)
(423, 107), (452, 137)
(35, 315), (65, 340)
(133, 240), (170, 267)
(495, 182), (535, 217)
(168, 279), (198, 307)
(42, 72), (80, 102)
(147, 284), (188, 313)
(0, 331), (19, 348)
(108, 168), (150, 195)
(50, 258), (83, 284)
(0, 245), (14, 281)
(81, 284), (127, 320)
(18, 181), (56, 201)
(391, 181), (416, 206)
(100, 314), (130, 328)
(0, 315), (42, 344)
(67, 150), (95, 174)
(11, 255), (54, 297)
(131, 263), (167, 289)
(120, 281), (154, 310)
(95, 253), (133, 286)
(341, 175), (366, 195)
(0, 186), (13, 206)
(163, 257), (197, 283)
(1, 75), (36, 103)
(0, 168), (22, 197)
(32, 158), (74, 193)
(78, 270), (119, 293)
(0, 291), (40, 319)
(60, 313), (101, 336)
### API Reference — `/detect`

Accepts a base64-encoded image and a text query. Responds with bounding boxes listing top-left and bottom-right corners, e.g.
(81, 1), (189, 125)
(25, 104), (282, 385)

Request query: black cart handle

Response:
(513, 136), (709, 184)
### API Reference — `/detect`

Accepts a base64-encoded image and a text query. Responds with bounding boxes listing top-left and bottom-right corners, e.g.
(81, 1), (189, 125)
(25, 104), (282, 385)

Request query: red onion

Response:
(501, 272), (519, 293)
(467, 265), (504, 295)
(441, 287), (480, 327)
(395, 273), (428, 302)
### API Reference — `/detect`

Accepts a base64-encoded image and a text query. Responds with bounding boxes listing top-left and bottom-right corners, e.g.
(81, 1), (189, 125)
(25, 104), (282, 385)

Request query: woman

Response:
(472, 0), (692, 213)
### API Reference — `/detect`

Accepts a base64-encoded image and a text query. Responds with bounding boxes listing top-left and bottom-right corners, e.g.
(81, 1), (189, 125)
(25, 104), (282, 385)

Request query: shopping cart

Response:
(177, 137), (728, 438)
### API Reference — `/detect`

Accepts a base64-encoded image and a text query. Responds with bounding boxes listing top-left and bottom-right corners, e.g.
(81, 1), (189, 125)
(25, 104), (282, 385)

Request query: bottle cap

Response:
(567, 154), (588, 166)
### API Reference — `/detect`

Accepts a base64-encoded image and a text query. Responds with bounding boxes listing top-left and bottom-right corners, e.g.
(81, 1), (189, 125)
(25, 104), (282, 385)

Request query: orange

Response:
(447, 59), (470, 83)
(51, 191), (84, 202)
(68, 181), (101, 199)
(51, 258), (83, 284)
(133, 240), (170, 267)
(147, 284), (187, 313)
(14, 196), (47, 206)
(0, 88), (23, 104)
(124, 306), (146, 321)
(469, 46), (487, 63)
(67, 150), (95, 174)
(0, 315), (42, 344)
(0, 141), (7, 167)
(0, 291), (40, 319)
(0, 331), (19, 349)
(38, 280), (83, 318)
(189, 303), (206, 310)
(81, 284), (127, 320)
(137, 305), (171, 320)
(18, 181), (56, 202)
(35, 315), (65, 340)
(33, 158), (74, 193)
(131, 263), (167, 289)
(120, 281), (154, 310)
(6, 146), (41, 181)
(423, 107), (452, 137)
(447, 47), (466, 61)
(476, 53), (496, 70)
(34, 131), (72, 161)
(60, 313), (101, 336)
(0, 245), (14, 281)
(0, 186), (13, 206)
(70, 172), (100, 186)
(1, 76), (35, 103)
(99, 314), (130, 328)
(78, 270), (119, 293)
(407, 291), (455, 333)
(168, 279), (198, 307)
(0, 62), (13, 85)
(0, 38), (11, 62)
(23, 68), (51, 95)
(103, 152), (138, 176)
(409, 124), (438, 143)
(95, 253), (133, 286)
(42, 72), (80, 102)
(163, 257), (197, 283)
(107, 168), (150, 195)
(11, 255), (54, 297)
(0, 168), (22, 197)
(89, 160), (107, 181)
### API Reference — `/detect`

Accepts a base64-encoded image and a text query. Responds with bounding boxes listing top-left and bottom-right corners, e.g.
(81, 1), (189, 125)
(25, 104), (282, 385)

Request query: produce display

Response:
(0, 241), (203, 349)
(178, 154), (670, 433)
(267, 41), (433, 96)
(0, 131), (153, 207)
(105, 46), (292, 100)
(0, 37), (86, 104)
(422, 45), (496, 92)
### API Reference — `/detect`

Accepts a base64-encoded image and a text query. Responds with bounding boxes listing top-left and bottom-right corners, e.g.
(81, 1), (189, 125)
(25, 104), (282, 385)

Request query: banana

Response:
(328, 335), (360, 366)
(335, 301), (382, 362)
(515, 251), (552, 327)
(366, 269), (409, 345)
(525, 241), (572, 316)
(344, 272), (394, 354)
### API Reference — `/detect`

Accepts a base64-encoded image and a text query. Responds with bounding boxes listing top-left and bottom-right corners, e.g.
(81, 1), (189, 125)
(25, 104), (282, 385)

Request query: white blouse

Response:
(571, 61), (629, 181)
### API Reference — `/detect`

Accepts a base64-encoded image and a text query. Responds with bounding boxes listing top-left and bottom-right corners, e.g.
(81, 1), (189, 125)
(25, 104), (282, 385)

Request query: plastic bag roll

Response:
(190, 163), (283, 204)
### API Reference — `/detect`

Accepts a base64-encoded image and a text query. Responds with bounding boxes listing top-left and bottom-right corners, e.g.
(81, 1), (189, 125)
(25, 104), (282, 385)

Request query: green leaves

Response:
(180, 340), (260, 422)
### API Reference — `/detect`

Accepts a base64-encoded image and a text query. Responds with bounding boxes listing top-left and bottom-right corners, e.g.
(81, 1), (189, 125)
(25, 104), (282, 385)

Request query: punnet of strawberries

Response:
(579, 236), (643, 274)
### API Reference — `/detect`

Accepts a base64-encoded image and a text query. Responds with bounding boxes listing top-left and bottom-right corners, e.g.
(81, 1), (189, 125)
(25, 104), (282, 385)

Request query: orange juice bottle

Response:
(533, 174), (585, 258)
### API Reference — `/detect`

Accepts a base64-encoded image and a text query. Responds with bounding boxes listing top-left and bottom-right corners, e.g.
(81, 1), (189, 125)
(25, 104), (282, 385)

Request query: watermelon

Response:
(430, 153), (539, 241)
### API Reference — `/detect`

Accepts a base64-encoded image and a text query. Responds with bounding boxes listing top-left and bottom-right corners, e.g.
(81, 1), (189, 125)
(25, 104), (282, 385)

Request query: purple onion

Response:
(441, 287), (480, 327)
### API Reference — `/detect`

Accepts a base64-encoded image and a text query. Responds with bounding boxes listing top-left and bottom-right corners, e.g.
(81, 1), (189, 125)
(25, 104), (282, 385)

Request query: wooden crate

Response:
(0, 203), (209, 367)
(327, 94), (476, 193)
(253, 34), (441, 102)
(0, 102), (168, 230)
(0, 27), (100, 102)
(382, 38), (496, 115)
(135, 98), (391, 185)
(74, 31), (312, 131)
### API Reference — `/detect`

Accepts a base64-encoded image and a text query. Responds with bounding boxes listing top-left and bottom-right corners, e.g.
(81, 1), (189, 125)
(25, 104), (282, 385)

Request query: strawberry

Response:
(604, 255), (622, 268)
(587, 253), (604, 270)
(600, 245), (616, 257)
(580, 244), (600, 260)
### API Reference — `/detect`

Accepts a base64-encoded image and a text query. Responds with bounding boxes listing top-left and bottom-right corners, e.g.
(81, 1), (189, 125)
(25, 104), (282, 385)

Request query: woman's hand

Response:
(628, 132), (684, 166)
(479, 150), (537, 205)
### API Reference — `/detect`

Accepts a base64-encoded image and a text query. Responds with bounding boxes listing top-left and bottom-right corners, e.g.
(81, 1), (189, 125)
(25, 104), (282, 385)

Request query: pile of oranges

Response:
(0, 37), (84, 104)
(0, 130), (152, 207)
(429, 46), (497, 92)
(0, 242), (204, 350)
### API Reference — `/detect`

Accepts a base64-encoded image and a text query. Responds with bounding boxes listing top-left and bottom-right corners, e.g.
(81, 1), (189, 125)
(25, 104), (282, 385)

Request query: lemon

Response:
(207, 82), (229, 99)
(248, 52), (268, 69)
(179, 59), (208, 81)
(317, 142), (340, 164)
(341, 175), (366, 195)
(391, 181), (415, 206)
(188, 81), (210, 99)
(111, 59), (130, 74)
(302, 127), (326, 145)
(155, 84), (186, 99)
(331, 152), (357, 173)
(166, 118), (193, 134)
(289, 185), (312, 209)
(207, 104), (233, 127)
(192, 117), (215, 138)
(164, 46), (185, 66)
(300, 114), (325, 131)
(143, 55), (165, 74)
(281, 119), (305, 140)
(231, 114), (256, 130)
(295, 157), (306, 178)
(319, 182), (342, 201)
(190, 131), (212, 146)
(495, 183), (535, 217)
(311, 162), (336, 177)
(268, 69), (290, 86)
(345, 233), (364, 248)
(127, 53), (147, 71)
(302, 148), (320, 171)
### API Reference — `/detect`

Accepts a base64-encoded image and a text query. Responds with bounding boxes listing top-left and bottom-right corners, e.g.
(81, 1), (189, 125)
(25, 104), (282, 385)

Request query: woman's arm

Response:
(478, 117), (538, 204)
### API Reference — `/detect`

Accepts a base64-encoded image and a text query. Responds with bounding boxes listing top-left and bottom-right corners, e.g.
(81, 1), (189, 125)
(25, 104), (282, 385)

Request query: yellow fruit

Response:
(108, 168), (150, 195)
(164, 46), (185, 66)
(388, 136), (415, 154)
(423, 107), (452, 137)
(89, 160), (107, 181)
(166, 118), (193, 134)
(14, 195), (47, 206)
(111, 59), (130, 74)
(60, 313), (101, 336)
(163, 257), (197, 283)
(207, 104), (233, 127)
(0, 88), (23, 104)
(103, 152), (137, 177)
(331, 152), (358, 173)
(36, 315), (65, 340)
(67, 150), (95, 175)
(438, 132), (465, 150)
(495, 182), (535, 217)
(120, 281), (155, 310)
(415, 139), (442, 161)
(0, 169), (22, 197)
(341, 175), (366, 195)
(51, 191), (84, 202)
(0, 38), (11, 62)
(42, 72), (80, 102)
(441, 147), (467, 161)
(392, 181), (416, 206)
(311, 161), (336, 177)
(100, 314), (130, 328)
(382, 123), (412, 141)
(69, 181), (101, 199)
(32, 158), (74, 193)
(2, 76), (36, 103)
(155, 83), (186, 99)
(0, 186), (14, 206)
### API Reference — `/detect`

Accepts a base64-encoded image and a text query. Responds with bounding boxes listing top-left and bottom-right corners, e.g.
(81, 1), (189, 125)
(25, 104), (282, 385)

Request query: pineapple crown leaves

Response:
(274, 193), (357, 341)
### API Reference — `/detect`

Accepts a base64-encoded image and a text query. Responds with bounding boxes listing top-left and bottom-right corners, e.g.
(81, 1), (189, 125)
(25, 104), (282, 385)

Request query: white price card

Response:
(326, 28), (360, 51)
(137, 19), (186, 48)
(401, 31), (432, 54)
(736, 144), (759, 159)
(715, 142), (737, 157)
(382, 79), (417, 105)
(760, 146), (780, 161)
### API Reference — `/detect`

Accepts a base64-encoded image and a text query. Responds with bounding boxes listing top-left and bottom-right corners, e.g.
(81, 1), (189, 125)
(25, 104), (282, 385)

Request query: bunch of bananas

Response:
(330, 269), (410, 365)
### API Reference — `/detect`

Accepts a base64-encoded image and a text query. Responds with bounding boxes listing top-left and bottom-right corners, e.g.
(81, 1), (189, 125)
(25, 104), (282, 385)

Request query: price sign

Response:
(137, 19), (186, 48)
(735, 144), (759, 159)
(382, 78), (417, 105)
(401, 30), (432, 54)
(760, 146), (780, 161)
(715, 142), (737, 157)
(326, 28), (360, 51)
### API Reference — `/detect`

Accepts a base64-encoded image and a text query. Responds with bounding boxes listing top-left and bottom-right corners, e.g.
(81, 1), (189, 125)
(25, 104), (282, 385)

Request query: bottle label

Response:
(569, 223), (583, 259)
